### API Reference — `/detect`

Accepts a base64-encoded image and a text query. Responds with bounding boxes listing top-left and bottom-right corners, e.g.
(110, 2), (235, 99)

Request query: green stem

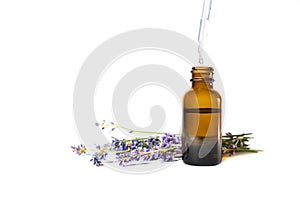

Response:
(222, 133), (253, 137)
(236, 148), (263, 153)
(116, 125), (166, 135)
(99, 122), (181, 136)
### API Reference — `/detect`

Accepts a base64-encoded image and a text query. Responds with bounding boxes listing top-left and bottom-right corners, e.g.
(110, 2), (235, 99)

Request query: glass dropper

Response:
(198, 0), (212, 65)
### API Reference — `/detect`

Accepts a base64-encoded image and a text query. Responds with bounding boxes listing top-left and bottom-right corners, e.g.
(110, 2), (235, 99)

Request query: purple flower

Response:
(142, 147), (150, 152)
(90, 153), (103, 167)
(151, 152), (160, 160)
(71, 144), (87, 155)
(162, 151), (173, 162)
(175, 148), (182, 155)
(226, 132), (232, 136)
(222, 147), (227, 154)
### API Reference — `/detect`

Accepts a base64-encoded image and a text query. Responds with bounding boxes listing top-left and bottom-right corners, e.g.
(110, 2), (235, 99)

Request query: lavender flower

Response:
(151, 152), (159, 160)
(90, 153), (103, 167)
(226, 132), (232, 136)
(71, 144), (87, 155)
(162, 151), (174, 162)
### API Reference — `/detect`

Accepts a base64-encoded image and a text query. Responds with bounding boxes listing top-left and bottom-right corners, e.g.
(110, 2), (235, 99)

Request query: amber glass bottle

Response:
(182, 67), (222, 166)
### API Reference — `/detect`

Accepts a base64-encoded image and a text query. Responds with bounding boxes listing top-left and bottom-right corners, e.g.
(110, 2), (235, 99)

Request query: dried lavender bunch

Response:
(110, 133), (182, 167)
(71, 121), (261, 167)
(222, 132), (262, 156)
(71, 134), (182, 167)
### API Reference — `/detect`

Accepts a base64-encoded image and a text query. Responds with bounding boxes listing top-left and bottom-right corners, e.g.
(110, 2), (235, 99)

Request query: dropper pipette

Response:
(198, 0), (212, 65)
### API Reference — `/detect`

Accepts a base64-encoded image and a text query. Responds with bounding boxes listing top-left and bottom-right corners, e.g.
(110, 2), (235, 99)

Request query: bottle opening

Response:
(190, 66), (214, 85)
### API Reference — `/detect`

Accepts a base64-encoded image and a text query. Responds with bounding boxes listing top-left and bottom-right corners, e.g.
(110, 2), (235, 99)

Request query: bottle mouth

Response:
(191, 66), (214, 73)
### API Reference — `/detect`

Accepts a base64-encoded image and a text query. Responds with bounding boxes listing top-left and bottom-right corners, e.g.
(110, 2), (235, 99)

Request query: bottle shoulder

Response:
(183, 87), (221, 108)
(209, 88), (222, 99)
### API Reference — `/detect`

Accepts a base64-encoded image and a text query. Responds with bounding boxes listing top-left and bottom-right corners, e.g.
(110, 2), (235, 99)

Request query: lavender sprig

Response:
(96, 120), (168, 135)
(222, 132), (262, 156)
(71, 144), (87, 155)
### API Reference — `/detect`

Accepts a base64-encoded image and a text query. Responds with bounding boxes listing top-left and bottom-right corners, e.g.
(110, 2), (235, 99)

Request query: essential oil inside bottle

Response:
(182, 67), (222, 166)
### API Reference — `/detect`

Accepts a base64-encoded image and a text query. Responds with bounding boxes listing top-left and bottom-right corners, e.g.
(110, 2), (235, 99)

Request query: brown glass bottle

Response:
(182, 67), (222, 166)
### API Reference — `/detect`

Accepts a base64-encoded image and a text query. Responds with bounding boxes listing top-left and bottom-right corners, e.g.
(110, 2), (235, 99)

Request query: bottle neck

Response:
(192, 80), (213, 89)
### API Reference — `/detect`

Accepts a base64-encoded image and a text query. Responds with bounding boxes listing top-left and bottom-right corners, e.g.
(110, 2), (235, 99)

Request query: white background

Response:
(1, 0), (300, 199)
